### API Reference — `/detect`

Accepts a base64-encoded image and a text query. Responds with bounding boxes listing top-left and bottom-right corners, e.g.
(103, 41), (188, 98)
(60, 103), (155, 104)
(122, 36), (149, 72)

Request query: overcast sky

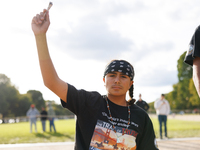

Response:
(0, 0), (199, 104)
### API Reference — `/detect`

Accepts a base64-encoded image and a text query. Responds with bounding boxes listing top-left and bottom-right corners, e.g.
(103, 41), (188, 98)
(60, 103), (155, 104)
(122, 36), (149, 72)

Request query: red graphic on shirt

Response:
(90, 120), (138, 150)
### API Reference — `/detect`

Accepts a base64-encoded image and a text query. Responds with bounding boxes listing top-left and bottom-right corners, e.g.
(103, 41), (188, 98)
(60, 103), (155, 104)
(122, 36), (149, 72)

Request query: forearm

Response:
(35, 34), (59, 89)
(193, 57), (200, 97)
(32, 10), (68, 101)
(34, 34), (68, 101)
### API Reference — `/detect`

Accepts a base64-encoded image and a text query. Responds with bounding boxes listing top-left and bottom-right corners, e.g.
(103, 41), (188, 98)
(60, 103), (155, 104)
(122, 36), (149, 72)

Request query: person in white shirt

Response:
(154, 94), (170, 139)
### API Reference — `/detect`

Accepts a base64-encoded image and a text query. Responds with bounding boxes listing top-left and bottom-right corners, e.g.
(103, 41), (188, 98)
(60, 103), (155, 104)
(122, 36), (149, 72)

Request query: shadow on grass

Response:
(34, 132), (74, 140)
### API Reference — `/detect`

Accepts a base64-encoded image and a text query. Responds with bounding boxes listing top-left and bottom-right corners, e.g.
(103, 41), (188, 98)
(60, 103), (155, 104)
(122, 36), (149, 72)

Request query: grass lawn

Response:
(0, 119), (76, 144)
(151, 117), (200, 138)
(0, 117), (200, 144)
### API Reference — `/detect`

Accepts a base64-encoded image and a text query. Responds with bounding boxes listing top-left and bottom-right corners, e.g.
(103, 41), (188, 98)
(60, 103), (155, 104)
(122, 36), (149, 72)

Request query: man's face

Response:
(161, 96), (164, 100)
(103, 71), (133, 97)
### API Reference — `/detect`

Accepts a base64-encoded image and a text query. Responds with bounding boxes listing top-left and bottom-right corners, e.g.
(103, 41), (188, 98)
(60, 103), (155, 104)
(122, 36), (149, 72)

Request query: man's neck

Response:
(107, 94), (127, 106)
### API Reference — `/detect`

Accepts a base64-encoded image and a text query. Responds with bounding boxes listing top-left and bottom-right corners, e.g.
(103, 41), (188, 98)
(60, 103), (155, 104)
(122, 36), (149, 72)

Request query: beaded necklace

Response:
(105, 97), (131, 138)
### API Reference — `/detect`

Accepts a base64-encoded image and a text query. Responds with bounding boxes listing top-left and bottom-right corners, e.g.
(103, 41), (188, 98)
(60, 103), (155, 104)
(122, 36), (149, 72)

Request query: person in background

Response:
(136, 93), (149, 112)
(154, 94), (170, 139)
(40, 107), (48, 132)
(47, 103), (56, 132)
(26, 104), (39, 133)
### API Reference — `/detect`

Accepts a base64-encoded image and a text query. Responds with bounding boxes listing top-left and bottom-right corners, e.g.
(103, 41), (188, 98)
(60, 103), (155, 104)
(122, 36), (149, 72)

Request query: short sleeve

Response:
(184, 25), (200, 66)
(60, 84), (102, 116)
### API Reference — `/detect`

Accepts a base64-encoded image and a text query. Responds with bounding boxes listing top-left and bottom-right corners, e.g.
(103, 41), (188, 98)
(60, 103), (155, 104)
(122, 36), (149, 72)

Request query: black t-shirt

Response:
(136, 100), (149, 111)
(40, 110), (47, 120)
(61, 84), (159, 150)
(184, 25), (200, 66)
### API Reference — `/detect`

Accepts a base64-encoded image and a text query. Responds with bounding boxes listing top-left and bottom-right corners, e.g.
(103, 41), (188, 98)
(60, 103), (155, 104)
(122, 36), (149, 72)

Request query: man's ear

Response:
(130, 80), (134, 87)
(103, 78), (105, 83)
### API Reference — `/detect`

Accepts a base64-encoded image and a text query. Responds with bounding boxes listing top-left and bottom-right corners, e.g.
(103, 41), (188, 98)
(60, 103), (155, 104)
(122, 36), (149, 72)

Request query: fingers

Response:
(32, 9), (48, 25)
(44, 9), (50, 22)
(31, 9), (50, 35)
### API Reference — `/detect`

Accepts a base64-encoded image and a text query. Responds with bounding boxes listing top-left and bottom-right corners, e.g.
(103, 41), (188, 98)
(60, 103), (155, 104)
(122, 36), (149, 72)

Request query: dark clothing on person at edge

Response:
(136, 100), (149, 112)
(184, 25), (200, 65)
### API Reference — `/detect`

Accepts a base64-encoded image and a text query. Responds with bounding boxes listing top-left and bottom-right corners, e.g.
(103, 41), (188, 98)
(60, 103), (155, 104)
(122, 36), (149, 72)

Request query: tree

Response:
(54, 104), (74, 116)
(45, 100), (74, 116)
(0, 92), (8, 118)
(16, 94), (32, 116)
(177, 52), (192, 82)
(27, 90), (45, 110)
(165, 84), (178, 110)
(188, 78), (200, 108)
(165, 51), (200, 111)
(0, 74), (11, 85)
(176, 52), (193, 109)
(0, 74), (20, 117)
(0, 73), (71, 119)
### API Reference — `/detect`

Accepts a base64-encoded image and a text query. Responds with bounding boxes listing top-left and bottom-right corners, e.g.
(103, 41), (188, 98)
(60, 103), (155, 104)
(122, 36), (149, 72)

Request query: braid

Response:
(128, 84), (136, 105)
(129, 84), (133, 99)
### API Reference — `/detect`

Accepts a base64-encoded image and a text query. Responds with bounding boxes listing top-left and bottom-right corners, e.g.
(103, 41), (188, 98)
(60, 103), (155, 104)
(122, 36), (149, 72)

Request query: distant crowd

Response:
(26, 102), (56, 133)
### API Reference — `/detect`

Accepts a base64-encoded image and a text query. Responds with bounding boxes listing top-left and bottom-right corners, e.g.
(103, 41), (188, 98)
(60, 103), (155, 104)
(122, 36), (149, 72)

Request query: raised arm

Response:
(31, 9), (68, 102)
(193, 56), (200, 97)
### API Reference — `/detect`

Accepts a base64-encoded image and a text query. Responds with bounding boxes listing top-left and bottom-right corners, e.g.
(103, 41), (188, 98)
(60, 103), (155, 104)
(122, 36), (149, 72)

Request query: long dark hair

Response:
(127, 84), (136, 105)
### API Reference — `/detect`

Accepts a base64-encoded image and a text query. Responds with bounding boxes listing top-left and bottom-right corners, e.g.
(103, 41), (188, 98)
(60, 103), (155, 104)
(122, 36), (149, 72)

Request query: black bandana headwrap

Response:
(103, 60), (134, 80)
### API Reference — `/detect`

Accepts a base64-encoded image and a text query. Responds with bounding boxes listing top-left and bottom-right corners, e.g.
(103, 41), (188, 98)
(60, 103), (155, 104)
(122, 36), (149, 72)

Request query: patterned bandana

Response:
(103, 60), (134, 80)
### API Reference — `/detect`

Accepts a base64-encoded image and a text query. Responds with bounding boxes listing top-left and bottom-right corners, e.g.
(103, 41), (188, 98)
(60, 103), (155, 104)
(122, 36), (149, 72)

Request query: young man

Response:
(136, 94), (149, 112)
(184, 25), (200, 97)
(32, 9), (159, 150)
(154, 94), (170, 139)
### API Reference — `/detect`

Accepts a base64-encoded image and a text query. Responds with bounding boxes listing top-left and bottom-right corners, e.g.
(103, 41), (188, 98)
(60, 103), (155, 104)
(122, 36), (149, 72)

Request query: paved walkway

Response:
(157, 137), (200, 150)
(0, 137), (200, 150)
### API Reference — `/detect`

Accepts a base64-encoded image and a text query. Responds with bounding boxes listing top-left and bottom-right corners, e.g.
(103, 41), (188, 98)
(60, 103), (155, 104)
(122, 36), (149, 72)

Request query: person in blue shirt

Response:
(26, 104), (39, 133)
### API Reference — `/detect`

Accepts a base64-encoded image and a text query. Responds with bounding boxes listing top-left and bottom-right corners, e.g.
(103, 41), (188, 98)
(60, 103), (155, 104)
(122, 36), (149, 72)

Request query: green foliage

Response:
(0, 74), (37, 118)
(0, 74), (21, 117)
(148, 101), (155, 113)
(0, 74), (72, 117)
(165, 51), (200, 110)
(0, 74), (11, 85)
(175, 52), (192, 109)
(16, 95), (32, 116)
(0, 74), (71, 119)
(188, 78), (200, 107)
(45, 100), (74, 116)
(165, 84), (178, 109)
(54, 104), (74, 116)
(27, 90), (45, 110)
(177, 52), (192, 82)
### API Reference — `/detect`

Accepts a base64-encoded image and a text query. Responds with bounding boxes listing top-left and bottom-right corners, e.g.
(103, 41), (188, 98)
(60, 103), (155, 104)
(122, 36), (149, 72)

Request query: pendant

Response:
(116, 137), (121, 143)
(115, 133), (123, 143)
